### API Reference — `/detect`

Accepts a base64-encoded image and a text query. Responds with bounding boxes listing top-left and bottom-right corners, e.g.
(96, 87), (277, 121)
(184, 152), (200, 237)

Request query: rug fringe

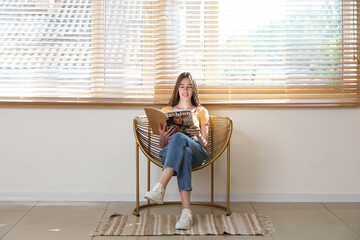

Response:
(90, 213), (120, 236)
(259, 214), (275, 237)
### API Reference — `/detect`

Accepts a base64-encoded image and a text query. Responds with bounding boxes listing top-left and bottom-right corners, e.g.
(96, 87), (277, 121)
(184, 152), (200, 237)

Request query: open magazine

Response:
(144, 108), (194, 136)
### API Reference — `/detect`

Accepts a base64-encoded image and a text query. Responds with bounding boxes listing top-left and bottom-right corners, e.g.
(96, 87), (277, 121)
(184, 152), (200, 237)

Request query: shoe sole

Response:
(175, 220), (193, 230)
(144, 194), (163, 204)
(175, 227), (190, 230)
(175, 223), (192, 230)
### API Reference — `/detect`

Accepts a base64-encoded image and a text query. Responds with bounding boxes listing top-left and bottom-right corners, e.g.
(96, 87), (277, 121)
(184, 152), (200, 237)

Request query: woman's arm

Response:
(198, 124), (209, 150)
(187, 124), (209, 150)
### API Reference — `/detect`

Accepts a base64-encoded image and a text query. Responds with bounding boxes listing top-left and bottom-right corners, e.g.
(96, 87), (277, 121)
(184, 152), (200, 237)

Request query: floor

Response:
(0, 201), (359, 240)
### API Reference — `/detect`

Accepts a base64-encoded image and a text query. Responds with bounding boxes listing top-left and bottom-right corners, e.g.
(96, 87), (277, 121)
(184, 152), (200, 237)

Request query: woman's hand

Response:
(188, 124), (208, 150)
(159, 123), (175, 148)
(186, 125), (201, 137)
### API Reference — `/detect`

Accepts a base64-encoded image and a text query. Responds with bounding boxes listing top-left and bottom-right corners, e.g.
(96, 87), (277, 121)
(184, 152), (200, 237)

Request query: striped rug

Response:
(91, 213), (274, 236)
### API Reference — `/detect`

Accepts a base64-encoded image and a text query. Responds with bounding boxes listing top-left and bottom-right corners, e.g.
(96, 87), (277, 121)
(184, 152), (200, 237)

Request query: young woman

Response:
(144, 72), (209, 230)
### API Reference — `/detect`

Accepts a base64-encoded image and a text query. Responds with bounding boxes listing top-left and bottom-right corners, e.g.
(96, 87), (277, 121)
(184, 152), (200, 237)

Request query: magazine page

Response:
(165, 110), (194, 137)
(144, 108), (166, 135)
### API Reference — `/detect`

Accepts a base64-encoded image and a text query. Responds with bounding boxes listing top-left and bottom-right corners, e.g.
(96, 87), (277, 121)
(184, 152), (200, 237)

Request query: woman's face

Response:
(178, 77), (193, 101)
(173, 115), (184, 124)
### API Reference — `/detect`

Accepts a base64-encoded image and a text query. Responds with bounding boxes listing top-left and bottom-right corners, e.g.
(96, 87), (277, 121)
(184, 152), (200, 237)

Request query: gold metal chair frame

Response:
(133, 115), (233, 216)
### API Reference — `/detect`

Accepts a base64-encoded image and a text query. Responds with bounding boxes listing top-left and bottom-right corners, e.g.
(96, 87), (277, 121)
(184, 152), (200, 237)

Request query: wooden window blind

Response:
(0, 0), (359, 107)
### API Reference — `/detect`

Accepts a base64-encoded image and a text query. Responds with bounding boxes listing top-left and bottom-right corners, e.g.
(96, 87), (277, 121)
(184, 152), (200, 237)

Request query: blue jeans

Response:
(159, 132), (208, 192)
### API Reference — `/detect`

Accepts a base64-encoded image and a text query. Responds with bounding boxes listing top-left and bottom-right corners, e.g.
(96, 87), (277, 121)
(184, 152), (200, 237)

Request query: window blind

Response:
(0, 0), (92, 103)
(154, 0), (360, 106)
(0, 0), (359, 107)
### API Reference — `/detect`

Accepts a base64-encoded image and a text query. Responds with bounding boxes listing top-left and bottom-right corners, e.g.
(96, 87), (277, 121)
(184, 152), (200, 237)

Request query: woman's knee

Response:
(169, 132), (187, 144)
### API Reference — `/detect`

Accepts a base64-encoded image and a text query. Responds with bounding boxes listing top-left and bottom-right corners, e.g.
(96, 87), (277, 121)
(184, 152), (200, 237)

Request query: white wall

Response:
(0, 107), (359, 202)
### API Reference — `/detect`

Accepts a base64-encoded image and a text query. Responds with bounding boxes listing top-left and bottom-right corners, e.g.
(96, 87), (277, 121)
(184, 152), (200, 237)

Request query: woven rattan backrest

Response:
(134, 115), (232, 171)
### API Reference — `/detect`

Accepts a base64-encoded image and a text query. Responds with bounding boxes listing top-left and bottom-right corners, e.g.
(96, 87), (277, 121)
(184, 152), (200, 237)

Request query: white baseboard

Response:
(0, 192), (359, 202)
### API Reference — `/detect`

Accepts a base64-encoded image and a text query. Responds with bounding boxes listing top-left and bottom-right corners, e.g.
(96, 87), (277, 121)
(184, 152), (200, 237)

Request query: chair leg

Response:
(226, 142), (231, 216)
(135, 142), (140, 216)
(147, 158), (150, 205)
(211, 162), (214, 205)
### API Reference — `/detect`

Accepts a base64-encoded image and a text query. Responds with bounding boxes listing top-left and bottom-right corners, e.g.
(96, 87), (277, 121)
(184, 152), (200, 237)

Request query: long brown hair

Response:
(168, 72), (201, 107)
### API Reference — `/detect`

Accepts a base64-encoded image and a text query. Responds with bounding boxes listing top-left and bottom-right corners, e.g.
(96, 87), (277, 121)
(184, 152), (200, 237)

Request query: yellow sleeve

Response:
(197, 106), (209, 125)
(161, 106), (173, 113)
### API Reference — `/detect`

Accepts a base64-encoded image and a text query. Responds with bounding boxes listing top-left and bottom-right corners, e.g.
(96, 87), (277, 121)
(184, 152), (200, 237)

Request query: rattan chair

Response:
(133, 115), (233, 216)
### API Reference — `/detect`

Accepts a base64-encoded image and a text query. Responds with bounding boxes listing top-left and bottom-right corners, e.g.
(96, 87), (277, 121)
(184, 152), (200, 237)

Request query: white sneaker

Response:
(144, 183), (165, 204)
(175, 208), (193, 230)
